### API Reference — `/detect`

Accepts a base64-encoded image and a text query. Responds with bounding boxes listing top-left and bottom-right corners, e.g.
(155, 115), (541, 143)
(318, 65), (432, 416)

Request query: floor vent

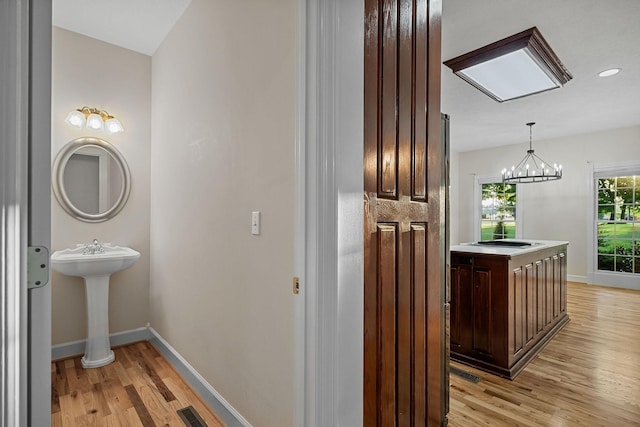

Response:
(450, 366), (482, 383)
(177, 406), (208, 427)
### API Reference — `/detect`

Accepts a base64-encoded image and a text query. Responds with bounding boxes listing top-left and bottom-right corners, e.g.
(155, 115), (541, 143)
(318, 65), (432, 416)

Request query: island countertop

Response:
(450, 239), (569, 257)
(449, 238), (569, 379)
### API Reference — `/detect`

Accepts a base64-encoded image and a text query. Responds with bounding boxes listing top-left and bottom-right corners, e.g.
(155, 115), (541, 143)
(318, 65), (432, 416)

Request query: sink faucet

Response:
(83, 239), (105, 255)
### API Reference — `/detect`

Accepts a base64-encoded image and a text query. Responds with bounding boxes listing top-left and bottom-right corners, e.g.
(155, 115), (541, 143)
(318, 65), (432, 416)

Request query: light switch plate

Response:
(251, 211), (260, 235)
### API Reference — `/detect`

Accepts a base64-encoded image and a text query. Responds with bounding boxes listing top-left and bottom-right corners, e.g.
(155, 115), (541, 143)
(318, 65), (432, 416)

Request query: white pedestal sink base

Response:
(81, 275), (115, 368)
(81, 351), (114, 368)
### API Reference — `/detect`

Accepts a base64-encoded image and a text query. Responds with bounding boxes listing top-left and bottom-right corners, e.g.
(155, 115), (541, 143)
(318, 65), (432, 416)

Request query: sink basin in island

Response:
(51, 243), (140, 368)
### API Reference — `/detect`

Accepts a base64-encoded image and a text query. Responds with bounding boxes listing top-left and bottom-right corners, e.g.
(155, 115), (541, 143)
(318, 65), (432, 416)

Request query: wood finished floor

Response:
(448, 281), (640, 426)
(51, 341), (225, 427)
(52, 282), (640, 426)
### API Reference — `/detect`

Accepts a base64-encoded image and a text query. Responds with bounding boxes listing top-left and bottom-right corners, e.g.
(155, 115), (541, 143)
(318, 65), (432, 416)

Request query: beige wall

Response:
(51, 27), (151, 344)
(451, 125), (640, 279)
(150, 0), (296, 426)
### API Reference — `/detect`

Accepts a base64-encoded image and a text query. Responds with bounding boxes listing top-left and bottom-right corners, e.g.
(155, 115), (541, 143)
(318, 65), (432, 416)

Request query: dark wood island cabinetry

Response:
(450, 240), (569, 379)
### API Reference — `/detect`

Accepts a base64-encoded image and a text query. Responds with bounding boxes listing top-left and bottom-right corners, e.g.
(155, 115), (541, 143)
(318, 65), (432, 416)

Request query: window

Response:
(480, 182), (517, 240)
(596, 176), (640, 274)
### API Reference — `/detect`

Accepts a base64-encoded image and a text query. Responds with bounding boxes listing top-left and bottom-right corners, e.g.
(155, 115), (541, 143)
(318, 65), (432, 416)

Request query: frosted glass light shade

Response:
(86, 113), (104, 130)
(65, 110), (86, 128)
(444, 27), (572, 103)
(104, 117), (124, 133)
(458, 49), (558, 102)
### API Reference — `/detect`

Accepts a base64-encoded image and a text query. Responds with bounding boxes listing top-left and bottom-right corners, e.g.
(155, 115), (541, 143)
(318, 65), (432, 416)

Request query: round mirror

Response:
(52, 137), (131, 222)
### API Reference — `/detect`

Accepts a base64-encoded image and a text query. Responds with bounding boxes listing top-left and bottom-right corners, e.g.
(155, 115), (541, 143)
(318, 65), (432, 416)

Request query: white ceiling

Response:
(53, 0), (640, 152)
(53, 0), (191, 56)
(442, 0), (640, 151)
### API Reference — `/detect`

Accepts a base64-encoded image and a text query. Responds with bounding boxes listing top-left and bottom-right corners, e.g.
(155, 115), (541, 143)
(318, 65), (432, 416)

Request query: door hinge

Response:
(28, 246), (49, 289)
(293, 277), (300, 295)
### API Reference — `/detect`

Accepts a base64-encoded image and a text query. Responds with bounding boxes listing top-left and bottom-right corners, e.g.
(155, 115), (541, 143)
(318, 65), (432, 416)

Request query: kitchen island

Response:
(450, 239), (569, 379)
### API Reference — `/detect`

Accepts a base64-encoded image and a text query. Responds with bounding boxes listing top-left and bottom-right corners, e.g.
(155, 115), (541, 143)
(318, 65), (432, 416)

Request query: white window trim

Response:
(473, 174), (523, 242)
(586, 161), (640, 290)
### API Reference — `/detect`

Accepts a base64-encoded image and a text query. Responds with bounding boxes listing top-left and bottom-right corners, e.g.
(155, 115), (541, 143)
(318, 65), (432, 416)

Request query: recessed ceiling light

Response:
(598, 68), (621, 77)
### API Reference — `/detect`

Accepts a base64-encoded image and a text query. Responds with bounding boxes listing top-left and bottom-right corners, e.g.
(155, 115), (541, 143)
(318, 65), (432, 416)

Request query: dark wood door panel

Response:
(364, 0), (443, 424)
(525, 263), (536, 344)
(473, 269), (492, 355)
(512, 267), (524, 356)
(378, 224), (398, 425)
(544, 257), (553, 326)
(411, 224), (427, 425)
(535, 260), (545, 334)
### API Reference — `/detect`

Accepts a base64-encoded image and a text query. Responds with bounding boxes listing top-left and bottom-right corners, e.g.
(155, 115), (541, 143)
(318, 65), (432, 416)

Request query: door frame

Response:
(295, 0), (364, 425)
(28, 0), (53, 425)
(0, 1), (51, 425)
(1, 1), (30, 425)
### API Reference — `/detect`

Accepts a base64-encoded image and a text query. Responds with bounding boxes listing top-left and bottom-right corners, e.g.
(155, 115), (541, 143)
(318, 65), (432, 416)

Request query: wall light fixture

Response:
(65, 107), (124, 134)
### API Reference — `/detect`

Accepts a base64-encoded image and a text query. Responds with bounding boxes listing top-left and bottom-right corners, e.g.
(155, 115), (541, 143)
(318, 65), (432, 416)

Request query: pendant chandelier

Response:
(501, 122), (562, 183)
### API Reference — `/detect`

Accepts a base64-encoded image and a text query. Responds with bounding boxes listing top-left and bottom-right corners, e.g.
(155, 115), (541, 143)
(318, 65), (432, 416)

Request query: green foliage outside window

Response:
(596, 176), (640, 274)
(481, 183), (516, 240)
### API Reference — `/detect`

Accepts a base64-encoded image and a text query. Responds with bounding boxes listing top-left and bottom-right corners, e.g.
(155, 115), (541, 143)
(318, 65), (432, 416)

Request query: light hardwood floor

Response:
(448, 281), (640, 426)
(52, 282), (639, 426)
(51, 341), (225, 427)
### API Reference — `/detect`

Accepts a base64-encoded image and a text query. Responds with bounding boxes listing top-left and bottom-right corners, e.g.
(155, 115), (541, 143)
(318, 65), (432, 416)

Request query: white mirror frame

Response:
(52, 137), (131, 222)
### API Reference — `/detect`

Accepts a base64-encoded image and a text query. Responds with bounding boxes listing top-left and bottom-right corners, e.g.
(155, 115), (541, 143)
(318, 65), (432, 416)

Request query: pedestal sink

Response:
(51, 242), (140, 368)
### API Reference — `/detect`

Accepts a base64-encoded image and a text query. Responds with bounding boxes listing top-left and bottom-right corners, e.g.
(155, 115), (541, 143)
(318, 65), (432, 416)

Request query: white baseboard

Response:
(567, 275), (588, 283)
(51, 327), (251, 427)
(148, 327), (251, 427)
(51, 327), (151, 361)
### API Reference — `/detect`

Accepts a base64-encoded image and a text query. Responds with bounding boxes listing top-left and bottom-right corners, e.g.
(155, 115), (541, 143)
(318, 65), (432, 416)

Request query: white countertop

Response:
(450, 239), (569, 257)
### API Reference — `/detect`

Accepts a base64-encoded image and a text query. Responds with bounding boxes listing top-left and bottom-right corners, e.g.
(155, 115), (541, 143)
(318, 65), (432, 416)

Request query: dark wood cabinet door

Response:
(473, 268), (493, 355)
(450, 264), (473, 352)
(364, 0), (444, 425)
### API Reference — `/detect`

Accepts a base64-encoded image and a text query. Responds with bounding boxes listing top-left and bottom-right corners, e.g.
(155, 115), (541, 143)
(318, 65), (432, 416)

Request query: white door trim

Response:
(297, 0), (364, 425)
(0, 1), (30, 425)
(28, 0), (53, 425)
(293, 0), (309, 424)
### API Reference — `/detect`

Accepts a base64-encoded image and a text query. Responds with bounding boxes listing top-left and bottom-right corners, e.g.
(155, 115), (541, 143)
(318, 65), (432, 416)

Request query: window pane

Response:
(481, 220), (494, 240)
(597, 222), (615, 238)
(491, 221), (507, 239)
(598, 255), (614, 271)
(597, 179), (616, 203)
(596, 175), (640, 275)
(616, 256), (633, 273)
(619, 189), (634, 204)
(616, 176), (634, 188)
(480, 182), (517, 241)
(597, 238), (614, 255)
(615, 240), (633, 256)
(598, 205), (615, 221)
(502, 221), (516, 238)
(615, 223), (633, 240)
(502, 207), (516, 221)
